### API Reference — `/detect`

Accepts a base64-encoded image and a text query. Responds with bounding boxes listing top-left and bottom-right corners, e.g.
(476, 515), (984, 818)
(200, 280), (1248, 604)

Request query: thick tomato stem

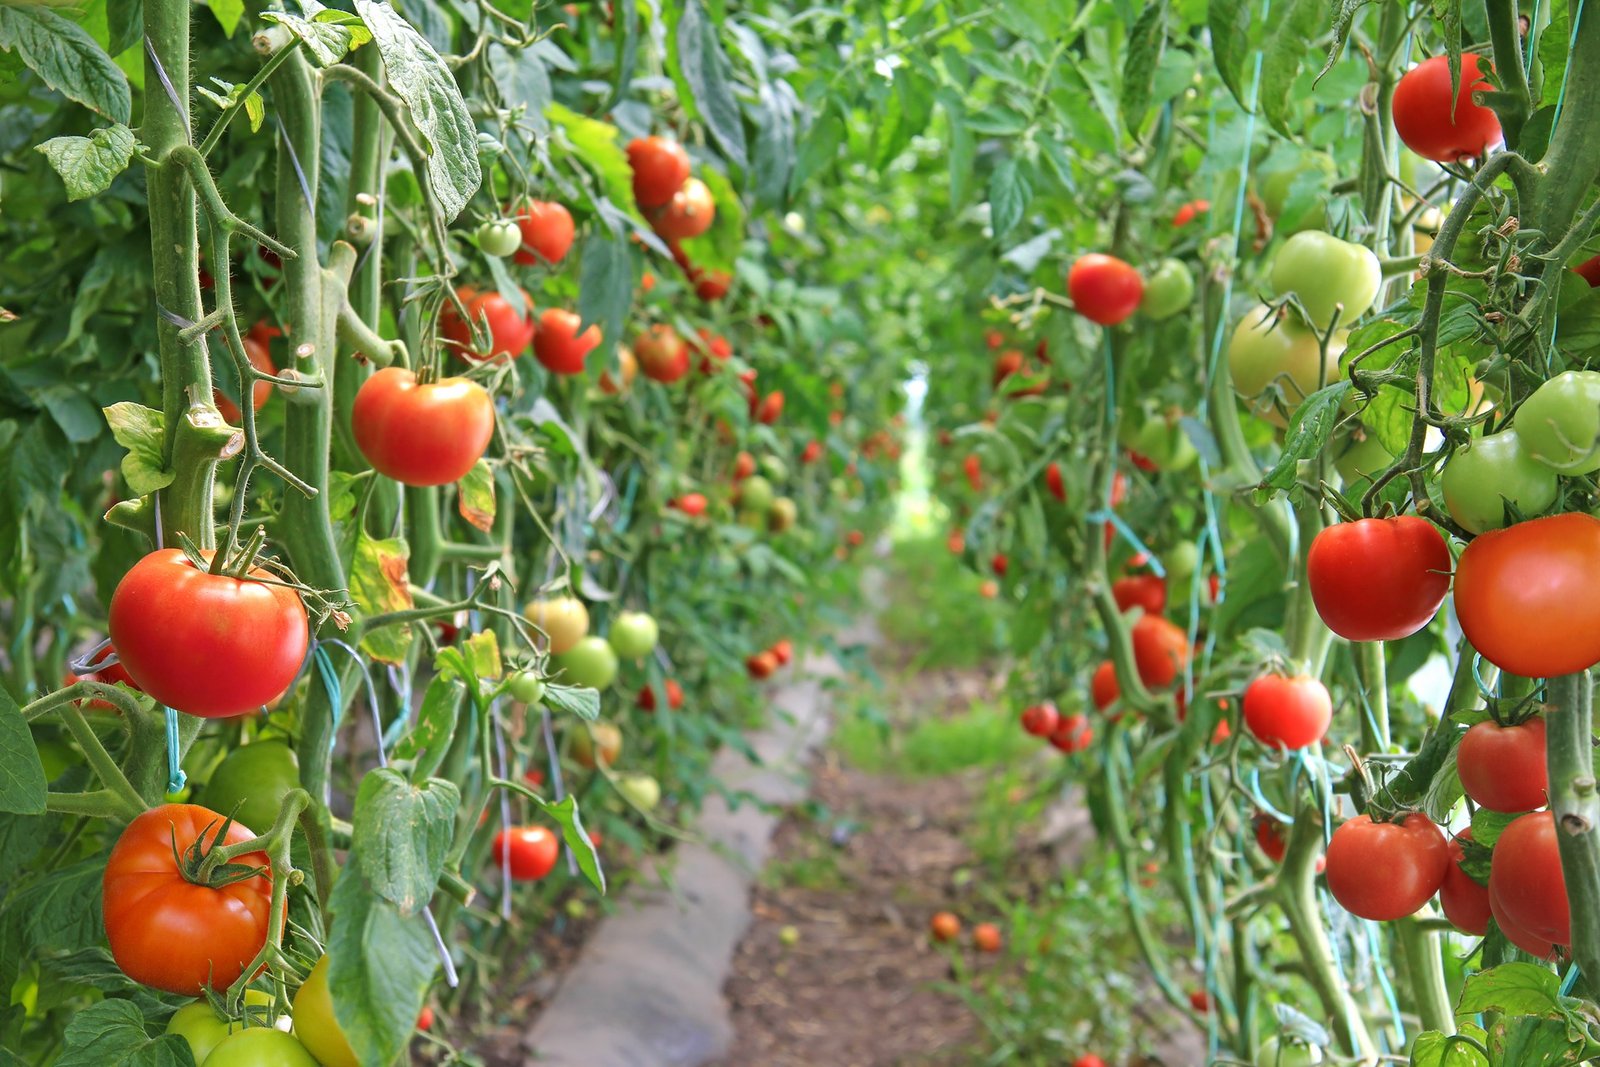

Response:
(1545, 671), (1600, 984)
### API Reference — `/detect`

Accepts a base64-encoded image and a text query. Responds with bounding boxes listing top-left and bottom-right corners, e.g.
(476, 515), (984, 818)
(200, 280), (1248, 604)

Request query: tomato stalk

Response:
(24, 683), (148, 818)
(1354, 641), (1391, 752)
(1543, 671), (1600, 984)
(1394, 916), (1455, 1035)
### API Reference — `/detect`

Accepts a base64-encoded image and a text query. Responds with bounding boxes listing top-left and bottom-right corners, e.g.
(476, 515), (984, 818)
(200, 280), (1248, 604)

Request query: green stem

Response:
(1485, 0), (1534, 149)
(1544, 671), (1600, 984)
(1355, 640), (1391, 752)
(55, 703), (145, 818)
(1396, 917), (1455, 1036)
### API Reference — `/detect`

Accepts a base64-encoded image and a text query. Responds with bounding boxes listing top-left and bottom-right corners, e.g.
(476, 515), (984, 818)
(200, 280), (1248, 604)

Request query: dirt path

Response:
(710, 664), (1004, 1067)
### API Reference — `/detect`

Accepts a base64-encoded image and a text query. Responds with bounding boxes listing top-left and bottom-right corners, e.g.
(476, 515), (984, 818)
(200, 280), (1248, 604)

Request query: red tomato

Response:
(984, 328), (1004, 350)
(215, 328), (277, 424)
(512, 200), (575, 265)
(1127, 450), (1158, 472)
(651, 177), (715, 240)
(108, 549), (308, 718)
(1110, 471), (1128, 507)
(692, 267), (732, 301)
(533, 308), (602, 375)
(1325, 813), (1448, 921)
(672, 493), (708, 517)
(747, 651), (778, 679)
(929, 911), (960, 942)
(992, 349), (1024, 387)
(694, 327), (732, 373)
(1306, 516), (1451, 641)
(1090, 661), (1119, 711)
(1393, 54), (1502, 162)
(1576, 255), (1600, 287)
(1489, 810), (1570, 945)
(103, 804), (273, 994)
(770, 639), (794, 666)
(755, 391), (784, 425)
(1072, 1058), (1107, 1067)
(635, 324), (690, 383)
(67, 643), (142, 709)
(1242, 673), (1331, 750)
(1453, 513), (1600, 678)
(1020, 702), (1060, 737)
(1172, 199), (1210, 228)
(973, 923), (1002, 952)
(352, 367), (494, 487)
(1049, 712), (1093, 753)
(638, 679), (684, 711)
(626, 137), (691, 208)
(1112, 575), (1167, 616)
(416, 1006), (435, 1032)
(492, 826), (559, 881)
(1044, 462), (1066, 502)
(947, 530), (966, 555)
(1067, 253), (1144, 326)
(1490, 884), (1559, 958)
(1439, 830), (1491, 936)
(801, 440), (824, 465)
(991, 553), (1009, 577)
(441, 286), (534, 362)
(1457, 716), (1548, 813)
(1131, 615), (1190, 690)
(1188, 989), (1210, 1013)
(641, 270), (657, 293)
(1253, 814), (1325, 872)
(963, 454), (982, 491)
(732, 452), (756, 481)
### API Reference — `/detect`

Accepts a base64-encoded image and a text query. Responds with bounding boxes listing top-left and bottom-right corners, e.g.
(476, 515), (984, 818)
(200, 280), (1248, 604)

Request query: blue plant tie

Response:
(1088, 509), (1166, 577)
(312, 642), (343, 730)
(164, 706), (186, 794)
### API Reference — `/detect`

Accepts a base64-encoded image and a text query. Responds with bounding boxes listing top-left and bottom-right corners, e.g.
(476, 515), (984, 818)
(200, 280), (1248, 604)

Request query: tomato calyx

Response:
(179, 811), (281, 890)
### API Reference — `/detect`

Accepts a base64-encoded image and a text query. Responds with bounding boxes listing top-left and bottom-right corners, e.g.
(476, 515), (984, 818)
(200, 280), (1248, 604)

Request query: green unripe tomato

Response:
(1132, 417), (1198, 471)
(759, 455), (788, 482)
(1227, 306), (1343, 427)
(608, 611), (659, 660)
(1514, 370), (1600, 474)
(1257, 1035), (1324, 1066)
(292, 956), (358, 1067)
(1334, 431), (1394, 487)
(166, 991), (281, 1064)
(768, 496), (798, 533)
(200, 740), (299, 837)
(616, 773), (661, 812)
(476, 219), (522, 258)
(739, 475), (775, 514)
(1258, 151), (1337, 235)
(556, 636), (619, 690)
(1163, 542), (1201, 592)
(1140, 259), (1194, 321)
(1270, 230), (1381, 329)
(507, 671), (546, 704)
(1441, 432), (1560, 534)
(203, 1028), (320, 1067)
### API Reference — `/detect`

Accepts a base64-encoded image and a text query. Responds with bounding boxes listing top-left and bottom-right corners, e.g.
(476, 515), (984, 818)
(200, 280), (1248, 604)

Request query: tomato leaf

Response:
(463, 630), (501, 680)
(576, 231), (632, 365)
(1259, 0), (1322, 138)
(1206, 0), (1251, 113)
(788, 102), (845, 198)
(327, 866), (439, 1067)
(0, 684), (46, 815)
(53, 999), (194, 1067)
(988, 157), (1031, 242)
(456, 459), (495, 533)
(1409, 1023), (1489, 1067)
(1458, 963), (1562, 1017)
(352, 534), (413, 665)
(671, 0), (748, 168)
(36, 125), (137, 202)
(259, 9), (358, 66)
(937, 88), (973, 206)
(205, 0), (244, 37)
(392, 674), (463, 780)
(542, 683), (599, 723)
(350, 768), (459, 916)
(1256, 382), (1350, 496)
(0, 6), (131, 124)
(102, 403), (174, 497)
(353, 0), (481, 221)
(546, 103), (635, 221)
(1120, 1), (1166, 131)
(538, 792), (604, 893)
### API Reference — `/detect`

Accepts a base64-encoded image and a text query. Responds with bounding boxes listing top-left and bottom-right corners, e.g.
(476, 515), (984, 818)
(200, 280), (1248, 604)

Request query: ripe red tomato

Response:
(1073, 1058), (1107, 1067)
(1110, 470), (1128, 507)
(109, 549), (308, 717)
(755, 391), (784, 424)
(1044, 462), (1066, 502)
(1254, 814), (1326, 872)
(991, 553), (1009, 577)
(992, 349), (1024, 387)
(747, 651), (778, 679)
(947, 530), (965, 554)
(1188, 989), (1210, 1013)
(1576, 255), (1600, 287)
(512, 200), (575, 265)
(215, 326), (277, 423)
(1020, 702), (1060, 737)
(1454, 513), (1600, 678)
(639, 678), (685, 711)
(103, 804), (273, 994)
(651, 177), (715, 240)
(533, 308), (602, 375)
(1242, 673), (1331, 750)
(770, 639), (794, 666)
(1067, 253), (1144, 326)
(1171, 199), (1210, 228)
(1325, 813), (1448, 921)
(692, 266), (733, 301)
(1439, 830), (1491, 936)
(732, 452), (756, 481)
(441, 286), (534, 362)
(1049, 712), (1093, 753)
(416, 1006), (435, 1032)
(67, 643), (142, 710)
(491, 826), (559, 881)
(1113, 575), (1167, 616)
(973, 923), (1002, 952)
(1393, 54), (1502, 162)
(626, 136), (691, 208)
(694, 327), (732, 372)
(352, 367), (494, 487)
(1489, 810), (1570, 945)
(672, 493), (708, 517)
(929, 911), (960, 942)
(635, 324), (690, 383)
(801, 440), (824, 465)
(1090, 660), (1119, 711)
(1306, 517), (1451, 641)
(1131, 614), (1190, 689)
(1457, 716), (1548, 812)
(1490, 882), (1559, 958)
(963, 454), (982, 491)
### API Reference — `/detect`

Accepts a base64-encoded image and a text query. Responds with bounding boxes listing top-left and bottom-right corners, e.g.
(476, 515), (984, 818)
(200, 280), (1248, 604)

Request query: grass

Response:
(833, 693), (1037, 777)
(878, 532), (1008, 670)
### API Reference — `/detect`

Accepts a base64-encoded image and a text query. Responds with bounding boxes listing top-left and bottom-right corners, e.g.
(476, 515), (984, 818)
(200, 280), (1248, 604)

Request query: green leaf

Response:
(352, 534), (413, 665)
(492, 42), (549, 130)
(528, 792), (604, 893)
(106, 0), (141, 55)
(1120, 1), (1166, 130)
(788, 103), (844, 197)
(988, 158), (1030, 241)
(1256, 383), (1350, 494)
(36, 124), (136, 201)
(751, 80), (796, 210)
(1207, 0), (1251, 112)
(54, 999), (194, 1067)
(1319, 0), (1377, 81)
(937, 88), (973, 205)
(351, 768), (459, 916)
(576, 231), (632, 363)
(0, 685), (46, 815)
(543, 683), (599, 722)
(1471, 806), (1521, 850)
(102, 403), (173, 496)
(353, 0), (481, 221)
(1260, 0), (1322, 137)
(463, 630), (501, 679)
(1457, 962), (1561, 1017)
(457, 460), (495, 532)
(547, 102), (635, 217)
(1409, 1023), (1489, 1067)
(206, 0), (244, 36)
(259, 10), (357, 65)
(328, 865), (439, 1067)
(392, 674), (462, 780)
(605, 0), (638, 110)
(672, 0), (747, 167)
(0, 6), (132, 124)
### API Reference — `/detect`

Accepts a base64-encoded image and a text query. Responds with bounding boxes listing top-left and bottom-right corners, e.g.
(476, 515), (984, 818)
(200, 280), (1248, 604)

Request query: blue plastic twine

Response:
(164, 707), (186, 794)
